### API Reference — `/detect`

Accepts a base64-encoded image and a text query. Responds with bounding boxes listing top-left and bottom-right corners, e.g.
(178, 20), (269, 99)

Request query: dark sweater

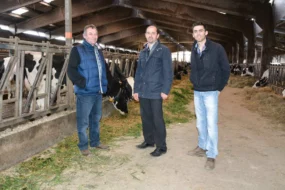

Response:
(190, 39), (230, 91)
(67, 47), (86, 88)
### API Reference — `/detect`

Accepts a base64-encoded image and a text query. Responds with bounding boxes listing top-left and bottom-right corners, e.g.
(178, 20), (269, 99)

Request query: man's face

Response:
(145, 26), (160, 44)
(192, 25), (208, 42)
(83, 27), (98, 46)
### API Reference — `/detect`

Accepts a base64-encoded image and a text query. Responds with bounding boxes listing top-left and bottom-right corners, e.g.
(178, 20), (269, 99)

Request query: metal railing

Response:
(0, 37), (139, 131)
(268, 64), (285, 95)
(0, 37), (71, 131)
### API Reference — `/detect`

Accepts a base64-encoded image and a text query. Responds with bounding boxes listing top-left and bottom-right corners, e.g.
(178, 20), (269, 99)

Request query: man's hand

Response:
(133, 93), (139, 101)
(161, 93), (168, 100)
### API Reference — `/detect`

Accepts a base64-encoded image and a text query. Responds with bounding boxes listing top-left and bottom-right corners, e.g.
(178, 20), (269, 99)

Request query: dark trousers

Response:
(139, 98), (167, 149)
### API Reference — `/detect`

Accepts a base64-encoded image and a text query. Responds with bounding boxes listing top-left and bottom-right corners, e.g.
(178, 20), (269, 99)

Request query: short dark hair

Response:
(146, 25), (159, 34)
(192, 22), (207, 31)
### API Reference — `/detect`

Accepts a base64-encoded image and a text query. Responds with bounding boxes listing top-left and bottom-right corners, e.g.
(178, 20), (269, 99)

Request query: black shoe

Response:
(150, 148), (167, 157)
(136, 142), (155, 149)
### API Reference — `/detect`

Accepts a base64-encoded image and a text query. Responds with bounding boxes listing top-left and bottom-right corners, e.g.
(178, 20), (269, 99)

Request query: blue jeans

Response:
(76, 94), (102, 150)
(194, 90), (219, 158)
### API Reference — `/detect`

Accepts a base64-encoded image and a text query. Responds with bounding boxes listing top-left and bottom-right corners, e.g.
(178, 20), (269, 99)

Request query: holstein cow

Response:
(252, 69), (269, 88)
(241, 66), (254, 77)
(0, 57), (16, 99)
(24, 51), (67, 110)
(25, 52), (66, 110)
(105, 62), (134, 115)
(230, 64), (242, 75)
(0, 55), (31, 99)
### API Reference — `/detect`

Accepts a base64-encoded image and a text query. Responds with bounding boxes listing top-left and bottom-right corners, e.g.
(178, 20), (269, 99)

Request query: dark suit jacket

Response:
(134, 42), (173, 99)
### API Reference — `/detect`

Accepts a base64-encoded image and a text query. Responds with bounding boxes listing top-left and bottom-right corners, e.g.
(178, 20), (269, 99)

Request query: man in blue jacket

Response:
(134, 25), (173, 157)
(67, 24), (109, 156)
(188, 22), (230, 170)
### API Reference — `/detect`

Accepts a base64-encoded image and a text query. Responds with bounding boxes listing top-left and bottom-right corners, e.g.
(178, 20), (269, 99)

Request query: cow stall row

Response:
(0, 37), (71, 131)
(0, 38), (140, 131)
(230, 63), (285, 97)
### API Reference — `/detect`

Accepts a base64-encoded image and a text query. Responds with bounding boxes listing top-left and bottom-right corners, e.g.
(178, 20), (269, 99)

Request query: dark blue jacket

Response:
(67, 40), (108, 95)
(134, 42), (173, 99)
(190, 39), (230, 91)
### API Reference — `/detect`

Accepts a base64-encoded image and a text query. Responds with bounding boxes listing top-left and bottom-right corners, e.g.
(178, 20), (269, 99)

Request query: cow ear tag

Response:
(109, 97), (114, 102)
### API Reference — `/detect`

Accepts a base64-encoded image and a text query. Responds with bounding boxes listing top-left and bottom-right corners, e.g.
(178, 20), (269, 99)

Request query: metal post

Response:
(236, 43), (239, 64)
(254, 48), (257, 64)
(65, 0), (72, 46)
(65, 0), (74, 107)
(18, 50), (25, 116)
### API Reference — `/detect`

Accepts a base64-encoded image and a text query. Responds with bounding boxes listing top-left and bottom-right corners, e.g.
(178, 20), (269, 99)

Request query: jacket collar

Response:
(146, 41), (161, 62)
(193, 38), (211, 52)
(83, 39), (95, 50)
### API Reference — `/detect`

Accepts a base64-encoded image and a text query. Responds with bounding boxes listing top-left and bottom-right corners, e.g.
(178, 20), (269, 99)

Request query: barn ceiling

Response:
(0, 0), (284, 54)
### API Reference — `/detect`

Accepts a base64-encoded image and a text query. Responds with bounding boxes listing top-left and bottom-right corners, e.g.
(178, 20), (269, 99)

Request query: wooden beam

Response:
(157, 24), (235, 44)
(51, 7), (134, 36)
(259, 3), (276, 77)
(75, 18), (147, 39)
(160, 0), (255, 18)
(118, 0), (254, 39)
(14, 0), (114, 33)
(99, 26), (146, 44)
(0, 0), (41, 13)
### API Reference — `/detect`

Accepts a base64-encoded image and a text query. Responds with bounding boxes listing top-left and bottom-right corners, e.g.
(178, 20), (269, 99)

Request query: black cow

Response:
(105, 62), (133, 115)
(174, 61), (188, 80)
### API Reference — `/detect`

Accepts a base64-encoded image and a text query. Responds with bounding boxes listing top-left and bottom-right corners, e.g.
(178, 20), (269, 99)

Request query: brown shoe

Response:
(188, 146), (206, 157)
(94, 144), (109, 150)
(81, 149), (91, 156)
(205, 158), (215, 170)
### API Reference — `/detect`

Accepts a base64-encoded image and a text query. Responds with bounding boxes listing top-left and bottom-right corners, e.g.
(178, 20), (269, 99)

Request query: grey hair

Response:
(83, 24), (97, 36)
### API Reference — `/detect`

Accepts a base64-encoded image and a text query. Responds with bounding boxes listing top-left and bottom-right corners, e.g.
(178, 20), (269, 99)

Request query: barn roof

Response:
(0, 0), (284, 54)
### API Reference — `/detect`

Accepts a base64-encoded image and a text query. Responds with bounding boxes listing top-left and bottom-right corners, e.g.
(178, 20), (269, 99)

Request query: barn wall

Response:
(0, 99), (114, 171)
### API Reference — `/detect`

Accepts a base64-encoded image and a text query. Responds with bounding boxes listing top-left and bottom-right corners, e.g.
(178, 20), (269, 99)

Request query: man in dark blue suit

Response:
(133, 25), (173, 157)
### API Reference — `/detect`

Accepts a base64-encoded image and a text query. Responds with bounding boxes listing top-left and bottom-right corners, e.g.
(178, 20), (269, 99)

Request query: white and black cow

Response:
(241, 66), (254, 77)
(24, 51), (67, 110)
(282, 89), (285, 97)
(105, 62), (134, 115)
(0, 56), (31, 99)
(0, 57), (15, 99)
(252, 69), (269, 88)
(230, 64), (242, 75)
(0, 51), (66, 110)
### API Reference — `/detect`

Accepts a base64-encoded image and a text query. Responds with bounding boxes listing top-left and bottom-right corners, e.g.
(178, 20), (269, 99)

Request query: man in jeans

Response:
(67, 24), (109, 156)
(189, 22), (230, 170)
